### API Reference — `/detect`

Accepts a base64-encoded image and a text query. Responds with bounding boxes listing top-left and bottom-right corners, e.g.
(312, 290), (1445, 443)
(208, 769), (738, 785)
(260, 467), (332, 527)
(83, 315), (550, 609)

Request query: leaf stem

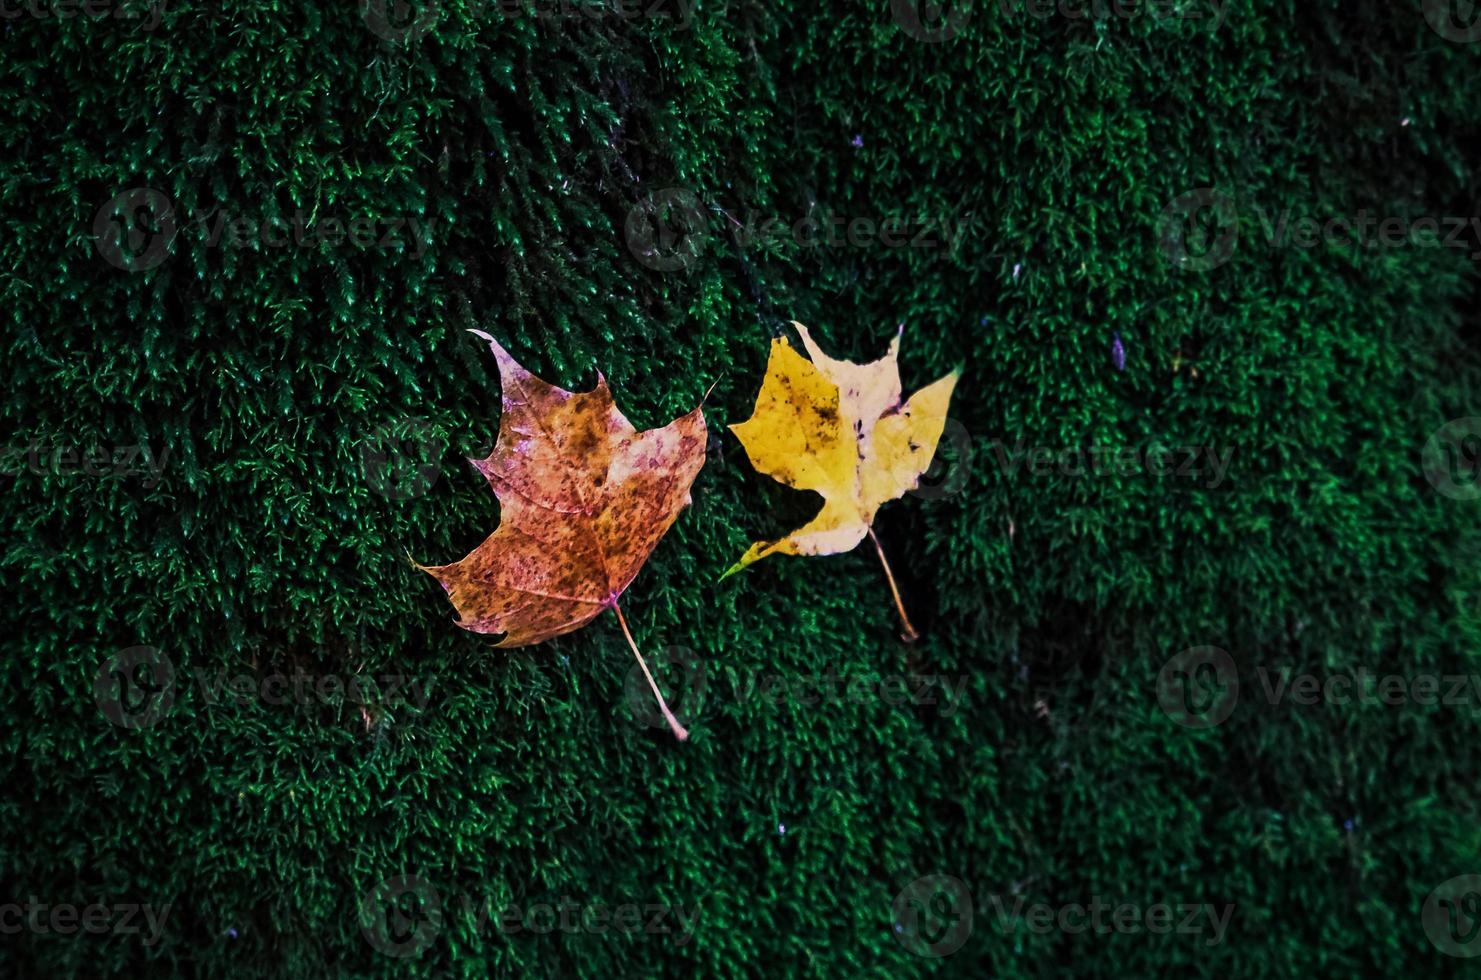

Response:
(868, 528), (920, 643)
(612, 602), (690, 741)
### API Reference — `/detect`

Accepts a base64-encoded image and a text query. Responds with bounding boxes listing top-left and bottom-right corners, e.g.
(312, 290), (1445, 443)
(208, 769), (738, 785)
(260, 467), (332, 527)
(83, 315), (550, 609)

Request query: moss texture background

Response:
(4, 0), (1481, 975)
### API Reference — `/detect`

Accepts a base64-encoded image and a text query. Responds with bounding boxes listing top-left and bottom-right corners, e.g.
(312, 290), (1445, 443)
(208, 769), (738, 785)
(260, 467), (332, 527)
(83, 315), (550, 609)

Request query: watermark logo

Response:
(94, 646), (176, 729)
(363, 0), (439, 41)
(1159, 188), (1239, 271)
(624, 187), (709, 272)
(892, 874), (973, 957)
(1157, 646), (1238, 729)
(908, 418), (974, 500)
(93, 187), (176, 272)
(360, 416), (446, 500)
(360, 875), (443, 958)
(1423, 418), (1481, 501)
(1423, 0), (1481, 42)
(624, 644), (707, 732)
(891, 0), (971, 41)
(1423, 875), (1481, 957)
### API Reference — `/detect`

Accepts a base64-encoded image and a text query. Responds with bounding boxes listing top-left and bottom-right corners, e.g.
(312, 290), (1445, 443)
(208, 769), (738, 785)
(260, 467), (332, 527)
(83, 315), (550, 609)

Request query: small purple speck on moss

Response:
(851, 134), (864, 148)
(1111, 331), (1126, 372)
(228, 927), (238, 939)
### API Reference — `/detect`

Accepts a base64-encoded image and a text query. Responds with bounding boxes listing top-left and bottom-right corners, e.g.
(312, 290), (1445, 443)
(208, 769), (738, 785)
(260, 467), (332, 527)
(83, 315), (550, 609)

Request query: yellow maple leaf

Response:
(724, 321), (960, 639)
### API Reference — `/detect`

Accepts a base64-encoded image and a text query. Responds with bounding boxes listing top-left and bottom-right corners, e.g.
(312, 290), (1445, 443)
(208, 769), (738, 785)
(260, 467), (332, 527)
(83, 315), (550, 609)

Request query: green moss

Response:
(3, 0), (1480, 975)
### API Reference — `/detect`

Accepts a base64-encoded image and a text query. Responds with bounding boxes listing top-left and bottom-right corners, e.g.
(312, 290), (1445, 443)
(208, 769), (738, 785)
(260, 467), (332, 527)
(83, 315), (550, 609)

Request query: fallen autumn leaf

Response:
(416, 331), (707, 740)
(725, 322), (959, 641)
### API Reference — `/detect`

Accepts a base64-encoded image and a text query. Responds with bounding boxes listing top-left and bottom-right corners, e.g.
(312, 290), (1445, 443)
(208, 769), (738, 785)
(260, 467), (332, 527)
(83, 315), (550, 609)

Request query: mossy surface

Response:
(3, 0), (1481, 975)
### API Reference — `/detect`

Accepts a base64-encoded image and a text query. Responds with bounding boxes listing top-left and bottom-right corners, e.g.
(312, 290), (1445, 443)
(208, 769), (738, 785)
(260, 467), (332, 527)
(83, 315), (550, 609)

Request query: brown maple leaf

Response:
(416, 330), (707, 739)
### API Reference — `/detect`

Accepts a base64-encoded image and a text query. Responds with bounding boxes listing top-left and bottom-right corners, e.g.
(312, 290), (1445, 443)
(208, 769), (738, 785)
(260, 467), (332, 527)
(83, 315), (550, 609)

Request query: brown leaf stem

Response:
(613, 602), (690, 741)
(868, 528), (920, 643)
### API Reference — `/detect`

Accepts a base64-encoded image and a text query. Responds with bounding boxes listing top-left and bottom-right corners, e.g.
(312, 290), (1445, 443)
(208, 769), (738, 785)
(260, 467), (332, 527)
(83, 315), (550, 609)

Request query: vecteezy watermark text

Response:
(891, 0), (1225, 43)
(911, 426), (1236, 500)
(461, 895), (700, 941)
(361, 0), (693, 42)
(94, 645), (436, 729)
(732, 670), (968, 715)
(623, 187), (973, 272)
(0, 440), (169, 487)
(987, 440), (1233, 489)
(889, 873), (1233, 959)
(0, 899), (170, 946)
(988, 894), (1234, 946)
(485, 0), (692, 28)
(1157, 646), (1481, 729)
(359, 874), (700, 958)
(1159, 188), (1481, 271)
(622, 647), (969, 733)
(93, 188), (436, 272)
(0, 0), (165, 30)
(191, 668), (436, 711)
